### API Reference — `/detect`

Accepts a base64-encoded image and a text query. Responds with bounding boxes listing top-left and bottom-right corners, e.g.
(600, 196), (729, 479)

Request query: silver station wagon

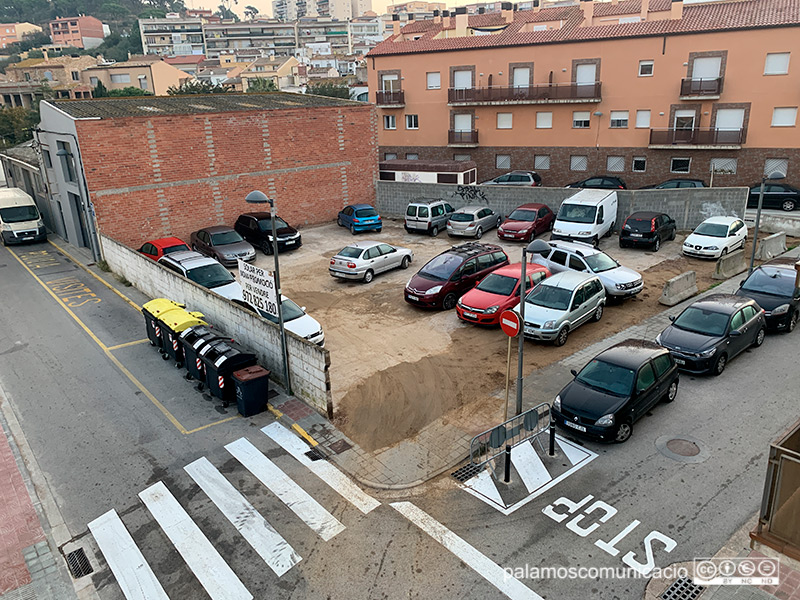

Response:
(329, 241), (413, 283)
(446, 205), (502, 239)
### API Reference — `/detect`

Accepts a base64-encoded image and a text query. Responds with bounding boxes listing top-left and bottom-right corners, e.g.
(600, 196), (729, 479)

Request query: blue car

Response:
(337, 204), (382, 234)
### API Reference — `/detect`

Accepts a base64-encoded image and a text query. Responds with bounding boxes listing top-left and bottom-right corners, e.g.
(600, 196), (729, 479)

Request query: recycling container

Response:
(232, 366), (271, 417)
(157, 309), (207, 368)
(179, 325), (229, 384)
(142, 298), (184, 349)
(199, 341), (257, 407)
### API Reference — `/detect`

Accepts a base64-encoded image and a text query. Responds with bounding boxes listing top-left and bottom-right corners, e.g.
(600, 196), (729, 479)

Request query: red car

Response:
(456, 262), (551, 326)
(497, 203), (555, 242)
(138, 237), (190, 261)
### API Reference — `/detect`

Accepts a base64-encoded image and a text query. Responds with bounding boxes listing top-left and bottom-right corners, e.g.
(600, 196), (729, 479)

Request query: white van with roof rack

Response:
(551, 189), (618, 247)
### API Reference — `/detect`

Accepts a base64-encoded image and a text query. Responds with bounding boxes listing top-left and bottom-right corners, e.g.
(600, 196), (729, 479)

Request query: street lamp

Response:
(748, 170), (786, 274)
(245, 190), (292, 395)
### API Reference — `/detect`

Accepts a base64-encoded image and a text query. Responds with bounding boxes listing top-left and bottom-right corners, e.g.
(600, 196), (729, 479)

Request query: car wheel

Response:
(753, 326), (766, 347)
(670, 228), (677, 241)
(430, 226), (439, 237)
(614, 421), (633, 443)
(663, 380), (678, 403)
(712, 353), (727, 376)
(337, 217), (343, 227)
(376, 227), (382, 233)
(350, 224), (356, 235)
(605, 222), (615, 238)
(475, 227), (483, 239)
(261, 240), (272, 255)
(653, 236), (661, 252)
(400, 256), (410, 269)
(442, 293), (457, 310)
(618, 239), (625, 248)
(591, 236), (599, 248)
(549, 220), (554, 232)
(496, 217), (502, 229)
(788, 311), (798, 333)
(592, 304), (604, 322)
(363, 269), (374, 284)
(740, 237), (747, 250)
(554, 326), (569, 347)
(782, 199), (796, 212)
(721, 247), (729, 257)
(404, 224), (411, 233)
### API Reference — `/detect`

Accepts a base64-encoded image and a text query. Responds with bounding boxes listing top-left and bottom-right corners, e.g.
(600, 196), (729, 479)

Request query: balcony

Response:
(448, 129), (479, 147)
(448, 82), (602, 106)
(375, 89), (404, 108)
(649, 127), (745, 149)
(680, 77), (723, 99)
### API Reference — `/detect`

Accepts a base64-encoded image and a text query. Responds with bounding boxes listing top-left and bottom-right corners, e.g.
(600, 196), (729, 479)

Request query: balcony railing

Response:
(649, 127), (745, 147)
(680, 77), (723, 97)
(375, 89), (404, 106)
(448, 129), (479, 145)
(448, 82), (602, 105)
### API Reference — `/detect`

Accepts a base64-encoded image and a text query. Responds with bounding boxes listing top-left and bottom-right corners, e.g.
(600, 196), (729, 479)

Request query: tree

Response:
(0, 55), (22, 74)
(27, 49), (44, 58)
(307, 82), (351, 99)
(107, 86), (152, 96)
(93, 81), (110, 97)
(0, 107), (39, 148)
(246, 77), (277, 92)
(243, 4), (258, 19)
(167, 80), (233, 95)
(215, 2), (239, 20)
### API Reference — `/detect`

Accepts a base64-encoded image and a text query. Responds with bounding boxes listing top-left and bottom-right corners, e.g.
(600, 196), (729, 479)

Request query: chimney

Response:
(442, 9), (451, 27)
(408, 12), (414, 20)
(670, 0), (683, 19)
(580, 0), (594, 25)
(501, 3), (514, 23)
(611, 0), (618, 5)
(640, 0), (649, 19)
(391, 12), (401, 35)
(533, 0), (540, 12)
(42, 49), (49, 61)
(433, 9), (441, 22)
(478, 7), (485, 13)
(454, 10), (468, 35)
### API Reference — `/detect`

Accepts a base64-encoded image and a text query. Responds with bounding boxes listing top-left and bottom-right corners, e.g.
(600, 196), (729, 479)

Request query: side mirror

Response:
(570, 369), (578, 377)
(729, 231), (736, 237)
(668, 315), (676, 322)
(739, 279), (745, 287)
(729, 329), (742, 337)
(597, 217), (604, 225)
(794, 288), (800, 300)
(571, 301), (580, 311)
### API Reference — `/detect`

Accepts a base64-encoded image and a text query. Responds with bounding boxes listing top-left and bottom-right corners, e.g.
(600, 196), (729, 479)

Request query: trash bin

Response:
(179, 325), (229, 386)
(157, 309), (207, 368)
(232, 365), (271, 417)
(199, 341), (257, 407)
(142, 298), (185, 349)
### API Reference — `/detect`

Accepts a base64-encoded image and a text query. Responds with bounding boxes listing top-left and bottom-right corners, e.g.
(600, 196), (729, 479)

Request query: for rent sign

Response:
(238, 259), (279, 318)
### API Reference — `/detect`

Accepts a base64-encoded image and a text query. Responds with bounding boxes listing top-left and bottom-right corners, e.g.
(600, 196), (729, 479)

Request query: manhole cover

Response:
(666, 439), (701, 457)
(660, 576), (704, 600)
(328, 439), (352, 454)
(452, 463), (482, 482)
(65, 548), (93, 579)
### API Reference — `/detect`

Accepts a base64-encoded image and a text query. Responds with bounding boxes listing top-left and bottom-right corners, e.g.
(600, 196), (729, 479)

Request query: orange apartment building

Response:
(367, 0), (800, 188)
(49, 16), (106, 49)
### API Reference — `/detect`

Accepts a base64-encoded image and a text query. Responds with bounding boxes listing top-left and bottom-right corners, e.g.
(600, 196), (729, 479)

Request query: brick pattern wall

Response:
(78, 104), (377, 248)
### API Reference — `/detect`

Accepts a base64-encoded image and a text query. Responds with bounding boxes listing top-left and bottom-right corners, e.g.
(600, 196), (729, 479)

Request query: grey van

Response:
(404, 199), (455, 236)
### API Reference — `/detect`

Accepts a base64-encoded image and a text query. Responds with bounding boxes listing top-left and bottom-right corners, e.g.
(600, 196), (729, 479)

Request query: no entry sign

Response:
(500, 310), (521, 338)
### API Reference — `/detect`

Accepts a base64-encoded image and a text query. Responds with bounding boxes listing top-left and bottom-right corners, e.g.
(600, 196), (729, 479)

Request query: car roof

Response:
(348, 203), (375, 210)
(340, 240), (383, 250)
(454, 205), (485, 213)
(149, 237), (187, 247)
(562, 189), (615, 205)
(446, 242), (503, 257)
(547, 239), (601, 257)
(408, 198), (446, 206)
(594, 339), (668, 369)
(199, 225), (236, 233)
(513, 203), (547, 210)
(688, 293), (754, 314)
(663, 178), (703, 182)
(239, 212), (271, 219)
(493, 262), (549, 277)
(541, 270), (596, 289)
(700, 216), (740, 225)
(159, 250), (216, 267)
(627, 211), (665, 220)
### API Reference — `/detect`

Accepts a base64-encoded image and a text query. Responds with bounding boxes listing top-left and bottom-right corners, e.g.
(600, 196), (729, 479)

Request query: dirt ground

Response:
(255, 220), (796, 453)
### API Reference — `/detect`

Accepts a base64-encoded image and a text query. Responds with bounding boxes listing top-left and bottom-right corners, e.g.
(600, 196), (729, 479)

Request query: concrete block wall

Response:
(100, 235), (332, 416)
(616, 187), (750, 231)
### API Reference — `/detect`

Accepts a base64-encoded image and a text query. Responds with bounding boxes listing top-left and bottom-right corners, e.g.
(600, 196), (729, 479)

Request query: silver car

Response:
(329, 241), (413, 283)
(446, 205), (502, 239)
(190, 225), (255, 267)
(519, 271), (606, 346)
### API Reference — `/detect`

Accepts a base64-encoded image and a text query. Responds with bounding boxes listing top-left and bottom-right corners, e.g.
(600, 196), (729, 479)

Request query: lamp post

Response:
(245, 190), (292, 395)
(749, 171), (786, 275)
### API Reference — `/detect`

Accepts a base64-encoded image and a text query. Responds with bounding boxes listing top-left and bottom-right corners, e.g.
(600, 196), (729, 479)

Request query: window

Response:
(619, 16), (641, 23)
(534, 155), (550, 170)
(384, 152), (397, 160)
(635, 110), (650, 129)
(573, 111), (590, 129)
(764, 52), (790, 75)
(438, 173), (458, 183)
(89, 76), (98, 86)
(426, 71), (441, 89)
(406, 153), (419, 160)
(730, 310), (745, 331)
(496, 154), (511, 169)
(497, 113), (513, 129)
(772, 107), (797, 127)
(670, 158), (691, 173)
(453, 69), (472, 89)
(632, 157), (647, 172)
(550, 250), (568, 266)
(638, 60), (654, 76)
(71, 70), (80, 81)
(536, 112), (552, 129)
(742, 305), (757, 321)
(607, 156), (625, 172)
(381, 73), (399, 91)
(43, 70), (53, 81)
(453, 154), (471, 161)
(610, 110), (629, 128)
(56, 140), (76, 182)
(569, 255), (586, 271)
(383, 114), (396, 130)
(764, 158), (789, 177)
(405, 114), (419, 129)
(652, 354), (672, 378)
(636, 363), (656, 393)
(570, 155), (588, 171)
(42, 149), (53, 169)
(24, 72), (31, 81)
(710, 157), (737, 175)
(110, 73), (131, 84)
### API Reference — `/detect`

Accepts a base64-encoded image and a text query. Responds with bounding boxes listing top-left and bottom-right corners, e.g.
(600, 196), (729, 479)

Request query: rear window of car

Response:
(356, 208), (378, 218)
(450, 213), (475, 222)
(406, 206), (417, 217)
(418, 207), (429, 218)
(163, 244), (188, 255)
(338, 246), (363, 259)
(627, 218), (653, 232)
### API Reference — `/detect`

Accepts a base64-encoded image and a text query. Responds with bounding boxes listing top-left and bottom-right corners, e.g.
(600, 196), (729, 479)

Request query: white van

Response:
(551, 189), (618, 247)
(0, 187), (46, 246)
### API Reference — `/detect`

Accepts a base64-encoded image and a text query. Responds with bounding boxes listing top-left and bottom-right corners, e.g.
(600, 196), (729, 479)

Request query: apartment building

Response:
(139, 15), (206, 56)
(82, 55), (188, 95)
(49, 16), (106, 49)
(240, 56), (305, 90)
(388, 1), (445, 14)
(368, 0), (800, 188)
(6, 55), (98, 99)
(0, 23), (43, 49)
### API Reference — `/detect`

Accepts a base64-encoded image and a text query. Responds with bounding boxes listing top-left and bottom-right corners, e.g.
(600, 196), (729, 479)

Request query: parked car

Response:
(446, 205), (502, 239)
(234, 212), (302, 255)
(337, 204), (382, 234)
(735, 257), (800, 333)
(456, 262), (551, 326)
(681, 216), (747, 259)
(233, 296), (325, 346)
(747, 183), (800, 212)
(329, 241), (412, 283)
(480, 170), (542, 187)
(157, 251), (243, 301)
(0, 187), (46, 246)
(137, 237), (190, 261)
(404, 242), (509, 310)
(190, 226), (255, 267)
(566, 176), (627, 190)
(619, 211), (677, 251)
(551, 189), (618, 247)
(519, 270), (606, 346)
(404, 199), (455, 236)
(655, 294), (766, 376)
(640, 179), (706, 189)
(551, 340), (679, 443)
(497, 203), (555, 242)
(528, 239), (643, 299)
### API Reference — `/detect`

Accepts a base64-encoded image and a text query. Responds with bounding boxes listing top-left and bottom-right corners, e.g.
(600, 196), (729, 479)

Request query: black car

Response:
(551, 339), (679, 443)
(234, 212), (302, 255)
(656, 294), (767, 376)
(619, 211), (677, 251)
(747, 183), (800, 212)
(735, 257), (800, 333)
(566, 176), (627, 190)
(640, 178), (706, 189)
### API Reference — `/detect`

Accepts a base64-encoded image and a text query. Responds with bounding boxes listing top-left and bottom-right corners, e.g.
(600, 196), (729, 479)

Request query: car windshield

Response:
(355, 208), (378, 218)
(557, 203), (596, 224)
(476, 273), (517, 296)
(337, 246), (364, 259)
(211, 230), (244, 245)
(526, 283), (572, 311)
(584, 253), (619, 273)
(508, 209), (537, 222)
(576, 359), (635, 397)
(672, 306), (729, 337)
(257, 298), (305, 323)
(450, 213), (475, 222)
(419, 253), (463, 281)
(187, 263), (235, 288)
(163, 244), (188, 255)
(258, 218), (289, 231)
(742, 268), (796, 297)
(693, 223), (728, 238)
(0, 205), (39, 223)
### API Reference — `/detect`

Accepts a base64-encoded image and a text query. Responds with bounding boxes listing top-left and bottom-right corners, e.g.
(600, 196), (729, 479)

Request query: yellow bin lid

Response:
(143, 298), (185, 318)
(160, 308), (208, 333)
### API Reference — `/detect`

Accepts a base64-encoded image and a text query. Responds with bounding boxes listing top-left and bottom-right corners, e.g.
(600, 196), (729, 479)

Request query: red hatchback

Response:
(138, 237), (190, 261)
(457, 263), (551, 325)
(497, 203), (555, 242)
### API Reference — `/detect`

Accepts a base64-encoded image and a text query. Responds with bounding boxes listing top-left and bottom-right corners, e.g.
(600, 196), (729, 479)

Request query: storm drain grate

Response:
(451, 463), (482, 483)
(305, 448), (327, 461)
(65, 548), (93, 579)
(660, 577), (704, 600)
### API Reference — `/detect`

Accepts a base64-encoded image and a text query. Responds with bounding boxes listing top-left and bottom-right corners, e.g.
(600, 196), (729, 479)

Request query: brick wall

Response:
(100, 235), (333, 416)
(78, 104), (377, 248)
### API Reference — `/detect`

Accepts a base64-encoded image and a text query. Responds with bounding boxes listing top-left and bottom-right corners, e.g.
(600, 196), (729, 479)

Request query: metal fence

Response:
(448, 82), (602, 104)
(469, 402), (551, 467)
(649, 127), (745, 146)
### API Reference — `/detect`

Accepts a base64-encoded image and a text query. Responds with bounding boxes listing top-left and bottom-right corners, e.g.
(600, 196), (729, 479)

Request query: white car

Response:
(329, 241), (413, 283)
(682, 216), (747, 259)
(158, 251), (244, 301)
(233, 296), (325, 347)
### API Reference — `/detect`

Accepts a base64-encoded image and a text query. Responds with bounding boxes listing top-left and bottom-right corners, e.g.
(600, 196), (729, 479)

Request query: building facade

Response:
(139, 15), (206, 56)
(49, 16), (106, 49)
(368, 0), (800, 188)
(0, 22), (44, 49)
(82, 56), (189, 95)
(388, 2), (445, 14)
(5, 55), (98, 99)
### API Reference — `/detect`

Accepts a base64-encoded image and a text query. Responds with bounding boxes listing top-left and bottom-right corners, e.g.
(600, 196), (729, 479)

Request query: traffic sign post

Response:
(500, 309), (521, 421)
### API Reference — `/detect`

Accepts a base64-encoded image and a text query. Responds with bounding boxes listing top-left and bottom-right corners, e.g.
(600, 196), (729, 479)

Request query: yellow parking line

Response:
(267, 405), (283, 419)
(107, 339), (150, 351)
(292, 423), (319, 447)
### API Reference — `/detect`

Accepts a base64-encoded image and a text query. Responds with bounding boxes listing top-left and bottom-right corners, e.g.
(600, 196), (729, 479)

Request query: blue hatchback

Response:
(337, 204), (382, 234)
